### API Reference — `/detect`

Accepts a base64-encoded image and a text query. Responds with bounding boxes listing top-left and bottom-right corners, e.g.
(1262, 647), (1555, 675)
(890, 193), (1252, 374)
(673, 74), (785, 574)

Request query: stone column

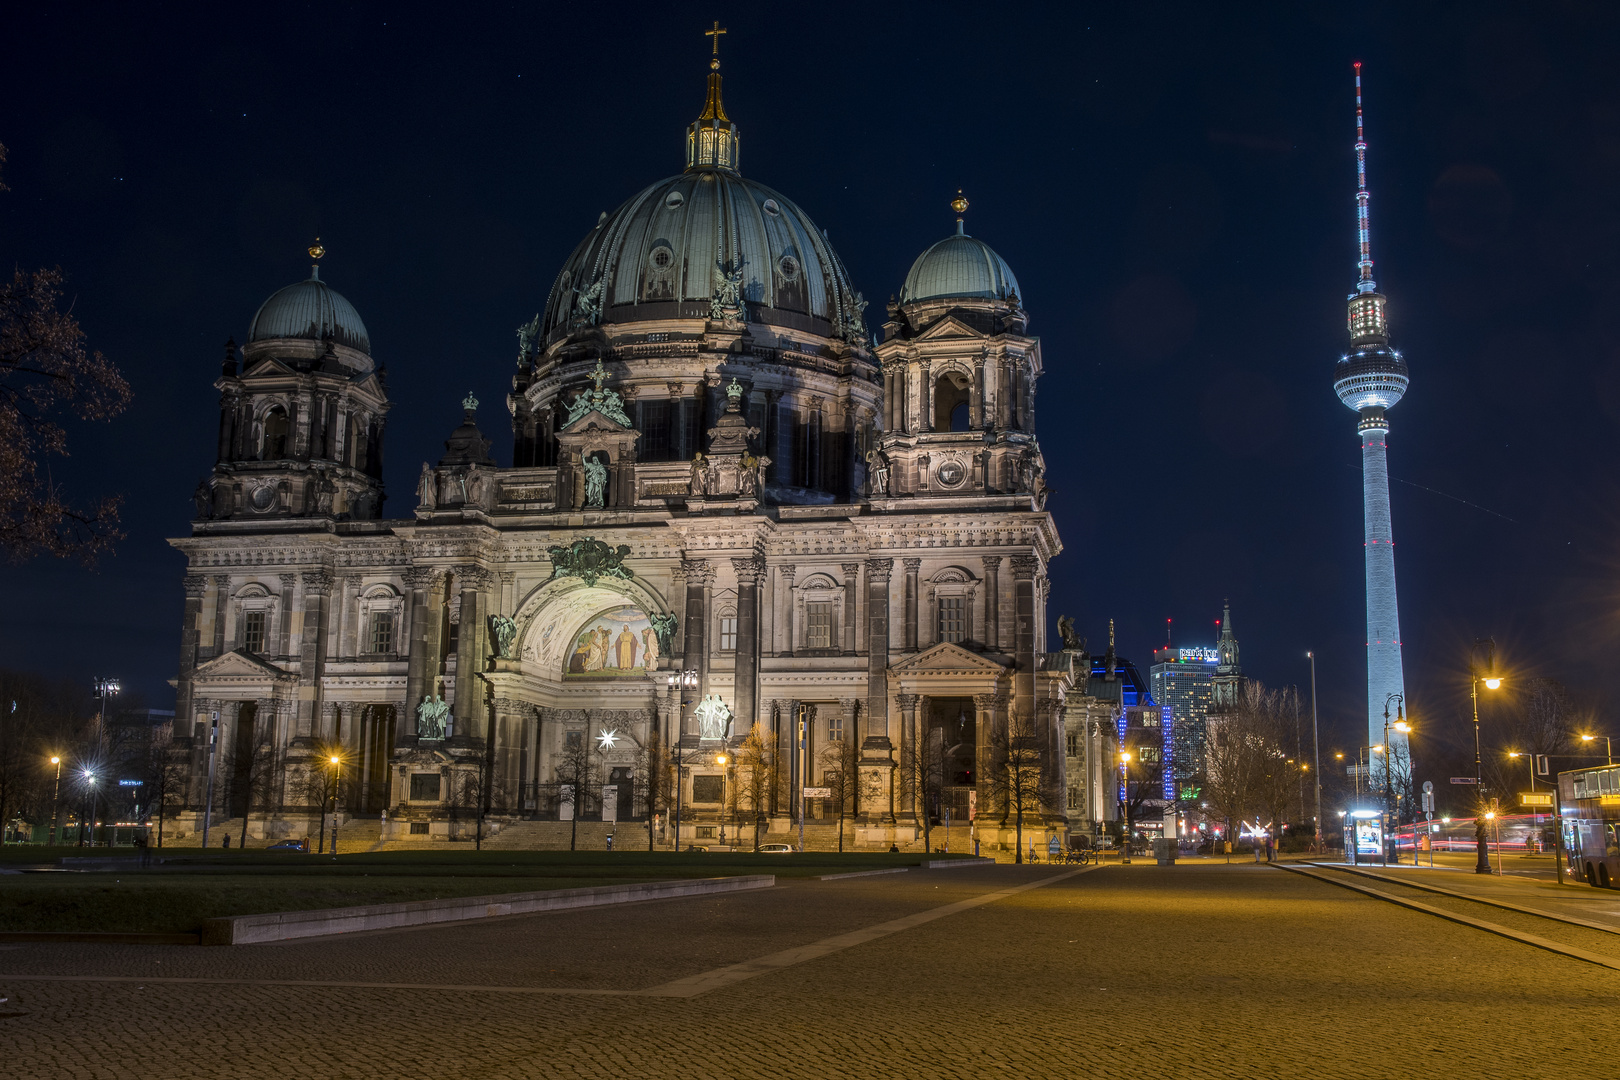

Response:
(210, 575), (229, 657)
(902, 558), (921, 652)
(403, 568), (440, 744)
(680, 559), (713, 723)
(335, 575), (360, 659)
(786, 698), (803, 823)
(1010, 556), (1039, 731)
(175, 575), (209, 743)
(491, 697), (524, 812)
(864, 559), (893, 751)
(276, 573), (297, 658)
(1040, 697), (1066, 829)
(761, 560), (776, 656)
(974, 692), (1003, 831)
(777, 565), (796, 656)
(760, 698), (782, 816)
(451, 568), (492, 742)
(896, 693), (919, 824)
(980, 556), (1002, 650)
(295, 570), (333, 742)
(841, 562), (860, 655)
(920, 360), (935, 432)
(732, 556), (763, 740)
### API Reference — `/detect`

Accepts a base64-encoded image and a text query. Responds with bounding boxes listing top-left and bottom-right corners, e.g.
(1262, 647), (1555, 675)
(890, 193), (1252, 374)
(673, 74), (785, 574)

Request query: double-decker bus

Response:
(1562, 764), (1620, 888)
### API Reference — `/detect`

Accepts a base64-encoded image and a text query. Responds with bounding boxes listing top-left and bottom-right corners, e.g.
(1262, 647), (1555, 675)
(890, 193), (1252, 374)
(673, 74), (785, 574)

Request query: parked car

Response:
(757, 843), (794, 853)
(264, 839), (307, 852)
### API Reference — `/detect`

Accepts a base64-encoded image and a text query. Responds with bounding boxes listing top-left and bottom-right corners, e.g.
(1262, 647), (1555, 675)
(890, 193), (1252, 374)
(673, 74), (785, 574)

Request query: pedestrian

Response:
(888, 842), (899, 853)
(606, 833), (614, 852)
(134, 824), (151, 869)
(1265, 834), (1275, 862)
(222, 833), (231, 850)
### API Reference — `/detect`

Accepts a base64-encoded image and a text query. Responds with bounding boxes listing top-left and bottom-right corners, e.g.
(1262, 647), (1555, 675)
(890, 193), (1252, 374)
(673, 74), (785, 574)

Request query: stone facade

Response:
(167, 62), (1108, 851)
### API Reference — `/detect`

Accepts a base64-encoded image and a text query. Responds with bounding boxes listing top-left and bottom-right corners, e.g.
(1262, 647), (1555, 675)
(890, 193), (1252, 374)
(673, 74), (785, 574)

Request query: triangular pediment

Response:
(240, 354), (298, 378)
(913, 315), (984, 342)
(890, 641), (1008, 674)
(559, 409), (637, 435)
(193, 649), (294, 681)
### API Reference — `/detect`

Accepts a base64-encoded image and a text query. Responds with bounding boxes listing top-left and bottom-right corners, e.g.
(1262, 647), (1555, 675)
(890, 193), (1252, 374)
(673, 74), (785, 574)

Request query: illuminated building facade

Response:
(167, 35), (1087, 852)
(1150, 644), (1216, 788)
(1331, 64), (1410, 774)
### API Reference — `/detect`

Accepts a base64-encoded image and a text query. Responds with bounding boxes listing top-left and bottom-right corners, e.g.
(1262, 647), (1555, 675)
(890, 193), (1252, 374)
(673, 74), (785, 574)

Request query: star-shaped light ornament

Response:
(596, 728), (619, 752)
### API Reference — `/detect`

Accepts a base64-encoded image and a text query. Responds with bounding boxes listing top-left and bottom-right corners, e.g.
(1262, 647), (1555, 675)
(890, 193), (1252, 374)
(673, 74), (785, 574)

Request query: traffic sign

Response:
(1535, 755), (1550, 777)
(1422, 780), (1434, 793)
(1449, 777), (1478, 784)
(1520, 792), (1554, 808)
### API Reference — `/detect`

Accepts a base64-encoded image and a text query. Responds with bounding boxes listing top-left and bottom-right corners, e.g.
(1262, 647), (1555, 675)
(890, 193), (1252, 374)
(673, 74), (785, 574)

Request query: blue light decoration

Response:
(117, 779), (143, 787)
(1161, 705), (1176, 800)
(1116, 711), (1128, 802)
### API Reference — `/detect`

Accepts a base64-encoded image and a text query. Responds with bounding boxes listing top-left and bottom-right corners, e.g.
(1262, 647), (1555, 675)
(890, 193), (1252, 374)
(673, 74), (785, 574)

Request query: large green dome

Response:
(248, 270), (371, 354)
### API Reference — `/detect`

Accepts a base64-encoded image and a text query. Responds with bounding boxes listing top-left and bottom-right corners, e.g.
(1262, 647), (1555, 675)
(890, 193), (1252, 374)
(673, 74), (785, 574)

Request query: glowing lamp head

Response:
(50, 756), (60, 765)
(1119, 752), (1132, 764)
(1394, 721), (1411, 734)
(715, 753), (728, 766)
(1484, 677), (1502, 691)
(1371, 745), (1384, 753)
(1583, 734), (1596, 743)
(1484, 811), (1495, 820)
(330, 756), (340, 766)
(1509, 752), (1521, 758)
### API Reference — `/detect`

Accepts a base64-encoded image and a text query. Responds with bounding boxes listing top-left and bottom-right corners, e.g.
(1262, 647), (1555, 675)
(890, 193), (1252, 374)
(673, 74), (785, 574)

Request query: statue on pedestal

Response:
(583, 455), (608, 508)
(490, 615), (518, 660)
(416, 695), (450, 740)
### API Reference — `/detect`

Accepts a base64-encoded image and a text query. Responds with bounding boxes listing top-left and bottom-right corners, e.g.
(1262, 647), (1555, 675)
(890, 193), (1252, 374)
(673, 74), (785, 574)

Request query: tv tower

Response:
(1333, 63), (1410, 776)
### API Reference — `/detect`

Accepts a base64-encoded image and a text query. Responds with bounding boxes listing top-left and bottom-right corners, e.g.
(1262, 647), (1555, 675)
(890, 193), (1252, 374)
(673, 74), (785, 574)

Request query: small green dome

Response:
(248, 270), (371, 354)
(900, 229), (1020, 305)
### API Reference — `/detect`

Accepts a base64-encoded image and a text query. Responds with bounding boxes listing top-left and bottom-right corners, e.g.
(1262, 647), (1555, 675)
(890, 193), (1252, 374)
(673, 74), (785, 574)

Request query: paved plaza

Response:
(2, 860), (1616, 1079)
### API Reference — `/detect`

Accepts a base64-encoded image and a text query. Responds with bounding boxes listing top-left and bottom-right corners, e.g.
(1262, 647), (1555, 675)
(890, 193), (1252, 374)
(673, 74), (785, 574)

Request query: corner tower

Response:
(1331, 64), (1410, 765)
(872, 194), (1046, 505)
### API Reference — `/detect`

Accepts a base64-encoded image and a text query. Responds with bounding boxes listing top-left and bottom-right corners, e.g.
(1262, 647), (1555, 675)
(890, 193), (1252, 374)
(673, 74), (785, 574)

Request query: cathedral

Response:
(169, 42), (1118, 851)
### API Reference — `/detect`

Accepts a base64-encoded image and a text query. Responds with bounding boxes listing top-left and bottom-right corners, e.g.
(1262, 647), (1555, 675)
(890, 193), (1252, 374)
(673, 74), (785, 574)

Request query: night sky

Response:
(3, 3), (1618, 774)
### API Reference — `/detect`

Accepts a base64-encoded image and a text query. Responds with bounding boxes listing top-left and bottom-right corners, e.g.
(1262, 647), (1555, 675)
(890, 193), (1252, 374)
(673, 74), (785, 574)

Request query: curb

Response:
(199, 874), (775, 945)
(923, 857), (997, 869)
(818, 867), (912, 881)
(0, 931), (200, 945)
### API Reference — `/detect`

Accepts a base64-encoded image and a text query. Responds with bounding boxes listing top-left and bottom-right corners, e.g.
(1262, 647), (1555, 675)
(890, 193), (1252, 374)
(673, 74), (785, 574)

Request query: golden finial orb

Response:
(951, 191), (969, 215)
(308, 238), (325, 260)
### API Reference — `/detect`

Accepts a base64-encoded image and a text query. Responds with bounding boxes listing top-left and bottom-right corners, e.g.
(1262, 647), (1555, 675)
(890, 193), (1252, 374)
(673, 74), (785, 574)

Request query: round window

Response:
(762, 198), (781, 217)
(649, 246), (674, 271)
(664, 190), (685, 210)
(250, 485), (277, 510)
(777, 255), (799, 279)
(936, 460), (966, 487)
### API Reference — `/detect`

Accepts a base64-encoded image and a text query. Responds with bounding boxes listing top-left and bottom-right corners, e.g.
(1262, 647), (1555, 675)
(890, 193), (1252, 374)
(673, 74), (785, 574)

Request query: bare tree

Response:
(734, 723), (774, 851)
(985, 714), (1049, 863)
(554, 732), (597, 852)
(817, 738), (858, 852)
(634, 728), (671, 852)
(140, 741), (191, 849)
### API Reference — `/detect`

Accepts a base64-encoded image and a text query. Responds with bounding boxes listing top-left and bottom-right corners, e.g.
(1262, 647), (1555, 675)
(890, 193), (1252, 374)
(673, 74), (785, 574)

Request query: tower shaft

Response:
(1360, 418), (1407, 770)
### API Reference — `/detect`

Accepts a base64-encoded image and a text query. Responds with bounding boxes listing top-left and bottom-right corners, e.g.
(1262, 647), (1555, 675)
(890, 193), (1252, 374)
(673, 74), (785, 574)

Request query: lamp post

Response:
(715, 751), (730, 846)
(1119, 751), (1132, 865)
(47, 756), (62, 845)
(1580, 733), (1613, 765)
(1470, 638), (1501, 874)
(1307, 651), (1323, 851)
(1382, 694), (1407, 865)
(82, 770), (96, 847)
(666, 668), (697, 850)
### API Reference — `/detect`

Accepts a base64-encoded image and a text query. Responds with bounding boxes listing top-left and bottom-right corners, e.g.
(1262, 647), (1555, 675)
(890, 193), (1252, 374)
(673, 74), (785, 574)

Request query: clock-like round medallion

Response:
(936, 459), (966, 487)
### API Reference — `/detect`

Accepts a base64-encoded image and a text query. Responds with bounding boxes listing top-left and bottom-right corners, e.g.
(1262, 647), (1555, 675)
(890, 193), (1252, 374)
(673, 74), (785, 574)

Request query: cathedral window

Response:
(938, 597), (965, 643)
(806, 603), (834, 650)
(828, 713), (844, 742)
(368, 612), (394, 654)
(718, 611), (737, 652)
(242, 611), (267, 653)
(261, 407), (289, 459)
(934, 371), (972, 432)
(1067, 788), (1079, 810)
(640, 400), (672, 461)
(1066, 732), (1079, 757)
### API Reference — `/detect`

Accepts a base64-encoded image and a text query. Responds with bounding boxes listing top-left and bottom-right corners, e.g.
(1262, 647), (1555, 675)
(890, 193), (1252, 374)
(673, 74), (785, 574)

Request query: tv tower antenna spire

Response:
(1354, 61), (1375, 294)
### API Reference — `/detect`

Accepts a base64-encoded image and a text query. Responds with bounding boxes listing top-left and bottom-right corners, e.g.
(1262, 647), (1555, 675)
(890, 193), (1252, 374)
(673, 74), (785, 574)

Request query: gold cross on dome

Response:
(705, 21), (727, 56)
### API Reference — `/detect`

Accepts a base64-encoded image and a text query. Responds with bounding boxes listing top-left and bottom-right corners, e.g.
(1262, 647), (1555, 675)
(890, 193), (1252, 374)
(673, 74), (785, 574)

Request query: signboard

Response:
(1354, 818), (1382, 857)
(118, 779), (143, 787)
(558, 784), (575, 821)
(802, 787), (831, 799)
(1519, 792), (1554, 808)
(1449, 777), (1479, 784)
(601, 785), (618, 823)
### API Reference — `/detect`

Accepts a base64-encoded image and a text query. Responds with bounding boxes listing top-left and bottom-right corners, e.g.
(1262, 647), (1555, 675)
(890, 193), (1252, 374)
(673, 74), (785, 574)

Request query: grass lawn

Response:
(0, 850), (963, 934)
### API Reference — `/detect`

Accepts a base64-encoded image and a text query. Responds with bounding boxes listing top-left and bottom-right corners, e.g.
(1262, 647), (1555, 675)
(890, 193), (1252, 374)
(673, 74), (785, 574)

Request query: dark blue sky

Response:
(3, 3), (1617, 769)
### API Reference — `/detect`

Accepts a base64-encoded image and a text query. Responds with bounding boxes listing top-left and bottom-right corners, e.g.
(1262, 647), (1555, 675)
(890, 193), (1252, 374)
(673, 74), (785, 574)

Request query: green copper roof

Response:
(900, 230), (1020, 305)
(248, 270), (371, 354)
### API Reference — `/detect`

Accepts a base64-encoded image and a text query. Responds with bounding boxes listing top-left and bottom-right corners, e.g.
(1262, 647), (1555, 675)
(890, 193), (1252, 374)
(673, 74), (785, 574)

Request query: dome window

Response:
(762, 199), (781, 217)
(664, 190), (685, 210)
(261, 406), (289, 460)
(649, 246), (674, 272)
(777, 254), (799, 280)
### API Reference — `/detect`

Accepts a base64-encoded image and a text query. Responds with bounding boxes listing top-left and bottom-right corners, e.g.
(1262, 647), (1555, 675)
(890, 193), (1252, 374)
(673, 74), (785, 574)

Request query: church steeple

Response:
(686, 22), (740, 174)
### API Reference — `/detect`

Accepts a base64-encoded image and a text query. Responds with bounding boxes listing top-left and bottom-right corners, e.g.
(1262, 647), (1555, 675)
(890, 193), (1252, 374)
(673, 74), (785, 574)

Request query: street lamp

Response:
(47, 756), (62, 845)
(715, 752), (730, 846)
(82, 770), (97, 847)
(1581, 734), (1613, 765)
(666, 668), (698, 850)
(1307, 651), (1323, 851)
(1468, 638), (1503, 874)
(1119, 751), (1133, 865)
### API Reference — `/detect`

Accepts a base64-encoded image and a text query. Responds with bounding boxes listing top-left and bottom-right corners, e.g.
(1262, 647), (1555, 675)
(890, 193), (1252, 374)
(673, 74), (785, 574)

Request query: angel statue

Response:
(865, 449), (890, 496)
(650, 612), (679, 656)
(415, 694), (450, 740)
(490, 614), (518, 660)
(1056, 615), (1085, 652)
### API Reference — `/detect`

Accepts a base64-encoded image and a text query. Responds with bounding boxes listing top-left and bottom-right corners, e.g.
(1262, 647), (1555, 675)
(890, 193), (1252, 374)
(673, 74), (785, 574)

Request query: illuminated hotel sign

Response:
(1155, 647), (1219, 664)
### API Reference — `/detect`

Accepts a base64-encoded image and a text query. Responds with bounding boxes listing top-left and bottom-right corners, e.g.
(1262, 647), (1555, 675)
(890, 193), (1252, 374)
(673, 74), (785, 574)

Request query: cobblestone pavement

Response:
(1, 860), (1615, 1079)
